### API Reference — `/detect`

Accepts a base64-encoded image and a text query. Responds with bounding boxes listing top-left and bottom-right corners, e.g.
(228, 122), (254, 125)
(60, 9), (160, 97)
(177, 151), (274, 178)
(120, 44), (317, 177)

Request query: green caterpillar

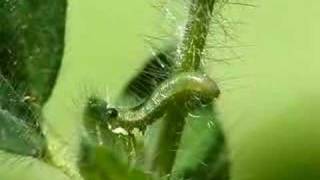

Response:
(111, 72), (219, 129)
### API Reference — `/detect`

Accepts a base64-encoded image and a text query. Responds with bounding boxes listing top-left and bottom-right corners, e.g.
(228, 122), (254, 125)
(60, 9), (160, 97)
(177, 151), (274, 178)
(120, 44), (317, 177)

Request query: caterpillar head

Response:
(85, 96), (119, 124)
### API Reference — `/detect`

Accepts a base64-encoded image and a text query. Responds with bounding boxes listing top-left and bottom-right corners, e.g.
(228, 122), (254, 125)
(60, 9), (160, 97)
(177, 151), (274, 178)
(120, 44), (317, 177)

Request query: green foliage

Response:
(0, 0), (67, 159)
(0, 0), (67, 106)
(0, 0), (228, 179)
(0, 109), (46, 157)
(79, 145), (149, 180)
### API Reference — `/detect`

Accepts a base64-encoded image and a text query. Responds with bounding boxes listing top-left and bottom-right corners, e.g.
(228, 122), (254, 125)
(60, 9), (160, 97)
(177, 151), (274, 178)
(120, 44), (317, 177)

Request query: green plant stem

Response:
(150, 105), (187, 177)
(149, 0), (217, 177)
(177, 0), (215, 71)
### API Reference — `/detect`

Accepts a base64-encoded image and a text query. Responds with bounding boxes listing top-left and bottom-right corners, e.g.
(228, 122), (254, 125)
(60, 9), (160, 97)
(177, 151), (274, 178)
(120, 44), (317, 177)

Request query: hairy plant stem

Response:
(149, 0), (217, 177)
(177, 0), (215, 71)
(150, 105), (186, 177)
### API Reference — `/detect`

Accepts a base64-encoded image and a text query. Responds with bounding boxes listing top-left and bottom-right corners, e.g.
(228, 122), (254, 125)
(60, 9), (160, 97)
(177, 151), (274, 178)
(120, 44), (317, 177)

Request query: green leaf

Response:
(0, 0), (67, 107)
(0, 0), (67, 158)
(79, 145), (149, 180)
(0, 108), (46, 157)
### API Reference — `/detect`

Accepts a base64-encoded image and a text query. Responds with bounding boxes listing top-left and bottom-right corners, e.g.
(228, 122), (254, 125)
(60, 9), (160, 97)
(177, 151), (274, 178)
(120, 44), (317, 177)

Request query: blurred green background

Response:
(2, 0), (319, 179)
